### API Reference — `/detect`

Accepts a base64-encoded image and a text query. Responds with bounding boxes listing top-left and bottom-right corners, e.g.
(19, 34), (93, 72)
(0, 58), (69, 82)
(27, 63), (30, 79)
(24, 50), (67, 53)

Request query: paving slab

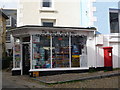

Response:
(33, 69), (120, 84)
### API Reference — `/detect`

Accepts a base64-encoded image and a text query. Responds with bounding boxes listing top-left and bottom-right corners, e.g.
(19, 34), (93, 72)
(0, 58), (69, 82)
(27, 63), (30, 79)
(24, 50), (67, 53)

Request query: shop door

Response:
(22, 44), (30, 75)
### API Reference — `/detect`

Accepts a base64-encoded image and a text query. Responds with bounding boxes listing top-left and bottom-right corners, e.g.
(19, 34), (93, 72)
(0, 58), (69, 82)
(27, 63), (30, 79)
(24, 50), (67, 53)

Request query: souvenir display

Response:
(32, 35), (87, 69)
(71, 36), (87, 67)
(14, 44), (21, 68)
(52, 36), (69, 68)
(32, 35), (51, 69)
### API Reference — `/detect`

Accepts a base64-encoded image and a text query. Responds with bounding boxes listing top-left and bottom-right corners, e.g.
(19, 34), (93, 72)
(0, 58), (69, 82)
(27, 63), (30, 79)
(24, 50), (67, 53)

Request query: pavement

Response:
(2, 70), (48, 88)
(33, 69), (120, 84)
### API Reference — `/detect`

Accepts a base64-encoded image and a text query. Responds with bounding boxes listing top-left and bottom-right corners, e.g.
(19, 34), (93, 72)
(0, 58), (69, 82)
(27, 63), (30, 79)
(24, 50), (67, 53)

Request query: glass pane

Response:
(42, 22), (53, 27)
(110, 12), (119, 33)
(52, 36), (69, 68)
(14, 44), (21, 68)
(32, 35), (51, 69)
(6, 16), (11, 26)
(22, 36), (30, 42)
(43, 0), (51, 7)
(71, 36), (87, 67)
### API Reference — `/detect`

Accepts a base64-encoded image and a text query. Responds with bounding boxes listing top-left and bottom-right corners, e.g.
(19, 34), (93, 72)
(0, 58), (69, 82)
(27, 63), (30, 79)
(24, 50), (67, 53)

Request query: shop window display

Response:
(14, 38), (21, 68)
(32, 35), (51, 69)
(52, 36), (69, 68)
(71, 36), (87, 67)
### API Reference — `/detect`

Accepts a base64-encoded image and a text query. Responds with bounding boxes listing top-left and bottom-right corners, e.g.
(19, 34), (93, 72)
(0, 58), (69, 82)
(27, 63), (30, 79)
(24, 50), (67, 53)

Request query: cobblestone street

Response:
(49, 76), (120, 88)
(2, 69), (120, 88)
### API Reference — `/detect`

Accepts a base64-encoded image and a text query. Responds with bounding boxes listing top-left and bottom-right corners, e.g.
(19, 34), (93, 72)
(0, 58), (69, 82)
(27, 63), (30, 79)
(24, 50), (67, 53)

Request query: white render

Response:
(17, 0), (80, 27)
(96, 33), (120, 68)
(17, 0), (96, 27)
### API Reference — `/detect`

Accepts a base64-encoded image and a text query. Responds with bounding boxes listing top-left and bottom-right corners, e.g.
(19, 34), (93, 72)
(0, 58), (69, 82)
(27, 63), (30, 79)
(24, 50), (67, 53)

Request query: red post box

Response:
(103, 47), (113, 70)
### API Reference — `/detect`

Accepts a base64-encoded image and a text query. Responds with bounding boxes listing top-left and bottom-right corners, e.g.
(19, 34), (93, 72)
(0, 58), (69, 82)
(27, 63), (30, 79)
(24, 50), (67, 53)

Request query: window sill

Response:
(6, 41), (11, 43)
(40, 8), (57, 13)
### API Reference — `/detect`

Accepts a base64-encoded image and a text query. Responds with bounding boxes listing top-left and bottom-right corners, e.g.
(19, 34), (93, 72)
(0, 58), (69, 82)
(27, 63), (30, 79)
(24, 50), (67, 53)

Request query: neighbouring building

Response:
(93, 0), (120, 68)
(0, 9), (9, 58)
(3, 9), (17, 56)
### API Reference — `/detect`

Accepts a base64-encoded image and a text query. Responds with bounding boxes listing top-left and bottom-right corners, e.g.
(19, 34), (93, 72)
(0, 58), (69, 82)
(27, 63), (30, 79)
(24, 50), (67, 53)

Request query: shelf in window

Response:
(32, 42), (41, 43)
(55, 53), (69, 55)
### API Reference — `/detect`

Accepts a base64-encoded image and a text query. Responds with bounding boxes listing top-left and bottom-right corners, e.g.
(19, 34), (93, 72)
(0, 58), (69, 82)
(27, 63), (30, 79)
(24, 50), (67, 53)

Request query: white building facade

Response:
(17, 0), (96, 27)
(10, 0), (120, 76)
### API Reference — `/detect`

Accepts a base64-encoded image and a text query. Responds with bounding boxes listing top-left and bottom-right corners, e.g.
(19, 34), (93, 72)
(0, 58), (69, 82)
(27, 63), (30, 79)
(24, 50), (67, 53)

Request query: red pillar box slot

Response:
(103, 47), (113, 70)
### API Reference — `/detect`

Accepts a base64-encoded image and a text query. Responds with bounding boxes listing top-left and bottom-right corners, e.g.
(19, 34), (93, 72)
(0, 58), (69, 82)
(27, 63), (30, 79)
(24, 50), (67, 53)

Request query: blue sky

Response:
(0, 0), (18, 9)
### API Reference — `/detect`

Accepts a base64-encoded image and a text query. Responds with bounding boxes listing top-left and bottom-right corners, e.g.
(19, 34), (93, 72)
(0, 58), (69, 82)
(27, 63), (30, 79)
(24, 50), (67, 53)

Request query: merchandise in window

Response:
(52, 36), (69, 68)
(71, 36), (87, 67)
(14, 38), (21, 68)
(14, 44), (21, 68)
(32, 35), (51, 69)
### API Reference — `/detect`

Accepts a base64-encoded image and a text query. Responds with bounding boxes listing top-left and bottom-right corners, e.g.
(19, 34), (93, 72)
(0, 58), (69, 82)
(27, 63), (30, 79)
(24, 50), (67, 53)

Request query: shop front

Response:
(10, 26), (96, 76)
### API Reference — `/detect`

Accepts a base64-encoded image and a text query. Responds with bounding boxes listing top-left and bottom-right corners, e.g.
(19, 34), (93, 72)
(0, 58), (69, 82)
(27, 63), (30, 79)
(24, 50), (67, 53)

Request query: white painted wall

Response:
(17, 0), (81, 27)
(87, 32), (96, 68)
(109, 33), (120, 68)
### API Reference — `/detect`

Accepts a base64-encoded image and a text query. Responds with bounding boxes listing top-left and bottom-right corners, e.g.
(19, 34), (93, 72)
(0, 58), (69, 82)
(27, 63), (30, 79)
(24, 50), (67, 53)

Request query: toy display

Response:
(14, 44), (21, 68)
(32, 35), (51, 69)
(52, 36), (69, 68)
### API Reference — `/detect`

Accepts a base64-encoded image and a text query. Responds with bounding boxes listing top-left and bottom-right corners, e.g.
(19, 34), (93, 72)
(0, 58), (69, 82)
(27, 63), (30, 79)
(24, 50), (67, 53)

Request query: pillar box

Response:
(103, 47), (113, 70)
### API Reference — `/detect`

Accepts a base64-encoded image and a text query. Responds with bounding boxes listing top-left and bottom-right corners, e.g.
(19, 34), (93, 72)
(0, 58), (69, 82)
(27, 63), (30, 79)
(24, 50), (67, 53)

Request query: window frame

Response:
(41, 19), (55, 27)
(109, 9), (120, 33)
(42, 0), (51, 7)
(6, 16), (12, 27)
(42, 22), (54, 27)
(6, 33), (11, 43)
(41, 0), (54, 10)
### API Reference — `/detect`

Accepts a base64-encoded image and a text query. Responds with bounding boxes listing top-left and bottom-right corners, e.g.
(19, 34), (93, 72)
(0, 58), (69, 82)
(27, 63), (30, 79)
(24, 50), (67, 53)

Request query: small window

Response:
(6, 16), (12, 27)
(6, 33), (11, 42)
(22, 36), (30, 42)
(42, 22), (54, 27)
(42, 0), (51, 7)
(109, 11), (119, 33)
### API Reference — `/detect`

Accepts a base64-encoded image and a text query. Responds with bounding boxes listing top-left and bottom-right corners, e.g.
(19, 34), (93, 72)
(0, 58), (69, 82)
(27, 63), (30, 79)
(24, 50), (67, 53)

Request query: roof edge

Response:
(15, 25), (96, 30)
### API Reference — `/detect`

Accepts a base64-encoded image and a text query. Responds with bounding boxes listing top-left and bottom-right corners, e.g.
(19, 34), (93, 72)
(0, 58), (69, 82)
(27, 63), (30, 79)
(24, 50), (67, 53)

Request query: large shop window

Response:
(32, 35), (88, 69)
(52, 36), (69, 68)
(32, 35), (51, 69)
(14, 38), (21, 68)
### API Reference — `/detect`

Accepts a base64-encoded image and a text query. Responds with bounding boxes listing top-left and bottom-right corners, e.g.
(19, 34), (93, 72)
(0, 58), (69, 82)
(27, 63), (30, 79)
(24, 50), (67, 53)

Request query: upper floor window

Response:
(6, 16), (12, 27)
(6, 33), (11, 42)
(41, 19), (55, 27)
(109, 9), (119, 33)
(42, 22), (53, 27)
(42, 0), (52, 7)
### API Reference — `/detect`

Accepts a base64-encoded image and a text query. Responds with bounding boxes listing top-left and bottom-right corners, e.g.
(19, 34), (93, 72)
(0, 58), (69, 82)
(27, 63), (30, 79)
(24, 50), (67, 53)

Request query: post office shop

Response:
(10, 26), (96, 76)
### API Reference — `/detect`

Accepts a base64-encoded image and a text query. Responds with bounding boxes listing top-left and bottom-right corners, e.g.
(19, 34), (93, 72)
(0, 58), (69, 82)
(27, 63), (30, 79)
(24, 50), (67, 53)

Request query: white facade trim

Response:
(29, 67), (89, 72)
(12, 68), (21, 71)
